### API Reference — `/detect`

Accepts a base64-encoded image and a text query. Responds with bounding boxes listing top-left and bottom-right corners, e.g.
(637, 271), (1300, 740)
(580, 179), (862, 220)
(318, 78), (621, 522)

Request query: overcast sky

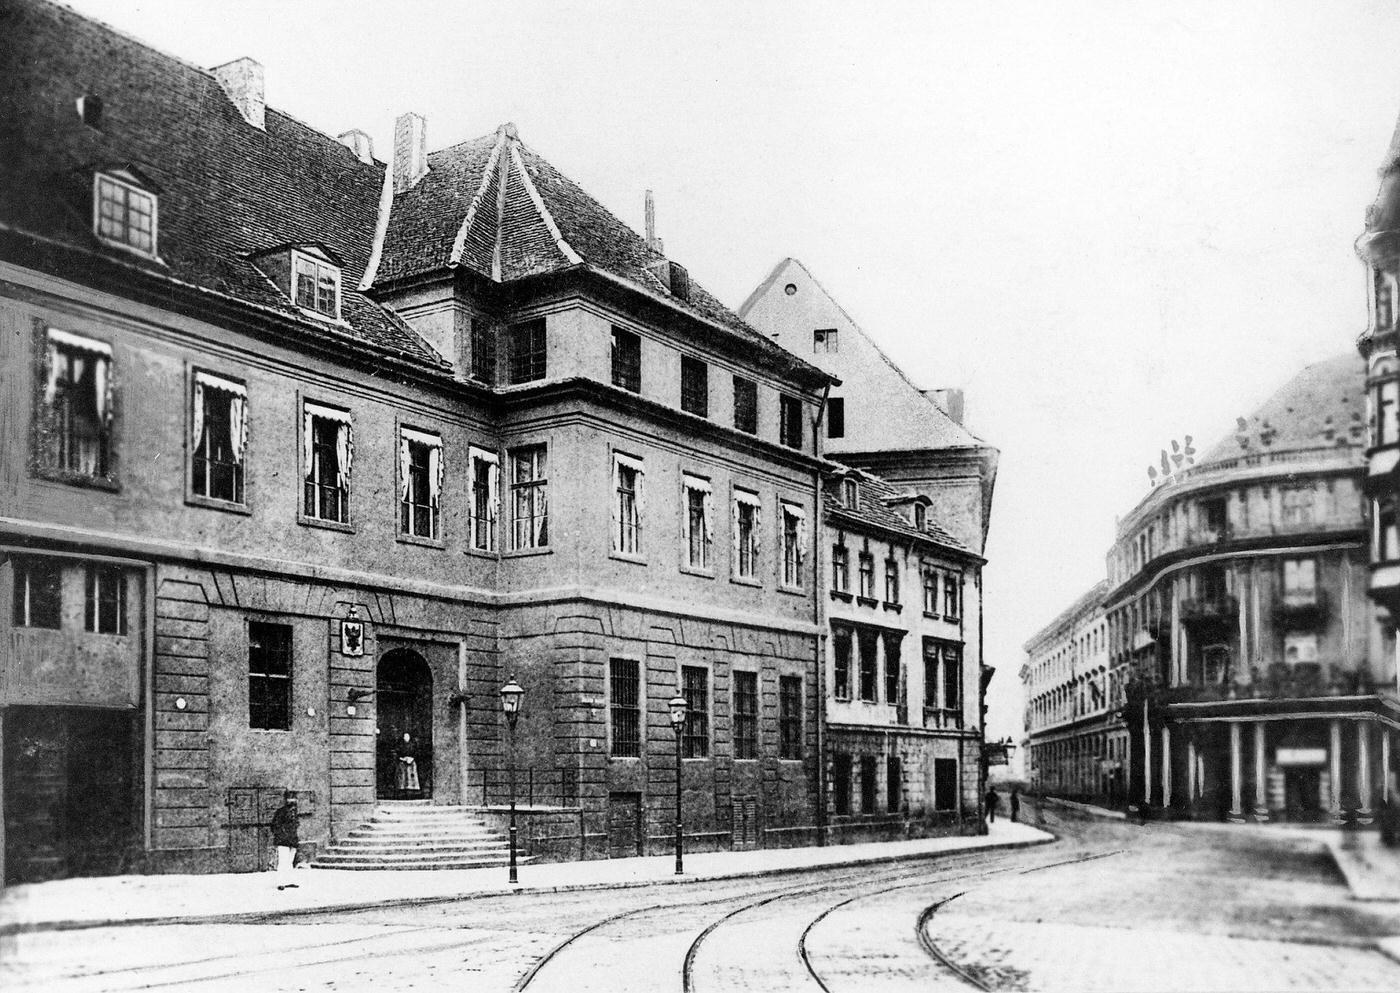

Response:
(63, 0), (1400, 751)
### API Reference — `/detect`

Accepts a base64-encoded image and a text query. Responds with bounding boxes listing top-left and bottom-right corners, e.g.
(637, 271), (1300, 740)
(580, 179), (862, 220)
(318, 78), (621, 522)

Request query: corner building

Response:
(0, 0), (832, 881)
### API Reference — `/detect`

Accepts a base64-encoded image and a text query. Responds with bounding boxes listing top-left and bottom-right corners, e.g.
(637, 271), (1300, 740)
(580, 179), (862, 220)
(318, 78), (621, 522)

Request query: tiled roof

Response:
(0, 0), (445, 369)
(1194, 353), (1366, 470)
(373, 125), (828, 379)
(823, 465), (973, 557)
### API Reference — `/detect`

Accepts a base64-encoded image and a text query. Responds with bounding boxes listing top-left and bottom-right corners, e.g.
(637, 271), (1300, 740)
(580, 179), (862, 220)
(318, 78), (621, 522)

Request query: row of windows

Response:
(831, 626), (963, 713)
(829, 753), (961, 815)
(608, 659), (803, 761)
(11, 557), (128, 635)
(831, 544), (961, 617)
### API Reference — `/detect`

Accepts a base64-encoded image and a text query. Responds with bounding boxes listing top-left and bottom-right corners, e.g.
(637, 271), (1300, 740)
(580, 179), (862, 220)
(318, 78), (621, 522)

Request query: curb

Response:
(1040, 796), (1127, 821)
(0, 833), (1056, 936)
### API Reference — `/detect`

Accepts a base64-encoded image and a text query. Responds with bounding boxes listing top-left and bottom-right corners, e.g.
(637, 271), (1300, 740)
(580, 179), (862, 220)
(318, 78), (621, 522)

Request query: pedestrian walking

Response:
(985, 788), (1000, 823)
(271, 792), (300, 890)
(1010, 788), (1020, 823)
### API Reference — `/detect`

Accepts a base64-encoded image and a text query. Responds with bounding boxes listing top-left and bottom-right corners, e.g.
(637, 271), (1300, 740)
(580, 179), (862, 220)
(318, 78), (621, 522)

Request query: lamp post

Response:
(668, 693), (688, 875)
(500, 676), (524, 885)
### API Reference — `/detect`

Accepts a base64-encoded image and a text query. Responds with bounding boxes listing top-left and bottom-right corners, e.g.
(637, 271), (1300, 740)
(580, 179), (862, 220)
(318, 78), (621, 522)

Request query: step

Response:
(313, 857), (530, 871)
(347, 828), (498, 841)
(331, 839), (510, 854)
(315, 851), (520, 867)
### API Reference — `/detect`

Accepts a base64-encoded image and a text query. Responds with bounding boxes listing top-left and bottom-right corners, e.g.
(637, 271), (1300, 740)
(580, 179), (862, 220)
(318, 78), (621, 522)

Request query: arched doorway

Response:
(376, 649), (433, 800)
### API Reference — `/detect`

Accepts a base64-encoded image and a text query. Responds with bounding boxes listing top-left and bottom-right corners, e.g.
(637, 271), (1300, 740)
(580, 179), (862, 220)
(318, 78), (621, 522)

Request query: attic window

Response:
(841, 477), (858, 508)
(94, 172), (156, 257)
(77, 94), (103, 129)
(913, 504), (926, 531)
(294, 252), (340, 319)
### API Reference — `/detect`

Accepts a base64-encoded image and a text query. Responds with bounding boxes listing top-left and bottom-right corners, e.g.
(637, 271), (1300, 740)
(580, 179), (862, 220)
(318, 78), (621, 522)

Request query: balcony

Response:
(1178, 595), (1238, 630)
(1273, 590), (1329, 628)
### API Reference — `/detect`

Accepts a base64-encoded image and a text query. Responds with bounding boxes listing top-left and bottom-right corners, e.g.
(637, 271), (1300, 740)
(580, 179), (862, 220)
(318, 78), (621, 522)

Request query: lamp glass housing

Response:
(668, 694), (688, 731)
(500, 677), (525, 718)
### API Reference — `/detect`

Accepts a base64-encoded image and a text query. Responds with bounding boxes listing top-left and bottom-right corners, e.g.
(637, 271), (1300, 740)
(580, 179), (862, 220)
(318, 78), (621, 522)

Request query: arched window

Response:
(1377, 269), (1396, 330)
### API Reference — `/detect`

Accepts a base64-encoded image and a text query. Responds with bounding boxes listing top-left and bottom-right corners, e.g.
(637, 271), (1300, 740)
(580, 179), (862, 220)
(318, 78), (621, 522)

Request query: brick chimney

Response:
(393, 112), (428, 192)
(337, 129), (375, 165)
(211, 57), (265, 130)
(645, 190), (664, 254)
(924, 388), (965, 425)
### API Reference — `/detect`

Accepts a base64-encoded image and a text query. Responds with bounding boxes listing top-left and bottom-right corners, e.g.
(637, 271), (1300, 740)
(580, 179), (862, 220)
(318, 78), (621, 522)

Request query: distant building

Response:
(1021, 581), (1125, 805)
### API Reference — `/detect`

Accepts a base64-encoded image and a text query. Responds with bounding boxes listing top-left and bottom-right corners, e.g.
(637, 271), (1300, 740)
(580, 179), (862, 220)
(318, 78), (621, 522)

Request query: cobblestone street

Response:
(5, 804), (1399, 991)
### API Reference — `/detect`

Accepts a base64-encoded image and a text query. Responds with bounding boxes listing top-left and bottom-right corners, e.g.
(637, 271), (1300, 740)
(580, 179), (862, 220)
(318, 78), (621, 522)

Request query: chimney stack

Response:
(338, 129), (375, 165)
(644, 190), (664, 254)
(393, 112), (429, 192)
(211, 57), (265, 130)
(924, 388), (965, 425)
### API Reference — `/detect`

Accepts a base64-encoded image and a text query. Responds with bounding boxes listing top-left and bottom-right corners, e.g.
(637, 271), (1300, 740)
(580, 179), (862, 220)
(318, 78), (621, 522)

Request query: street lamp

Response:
(500, 676), (524, 885)
(668, 693), (688, 875)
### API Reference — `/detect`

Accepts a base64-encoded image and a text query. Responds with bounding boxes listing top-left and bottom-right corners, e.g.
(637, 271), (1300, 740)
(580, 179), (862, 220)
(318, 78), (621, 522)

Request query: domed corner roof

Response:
(1359, 111), (1400, 261)
(1194, 354), (1366, 470)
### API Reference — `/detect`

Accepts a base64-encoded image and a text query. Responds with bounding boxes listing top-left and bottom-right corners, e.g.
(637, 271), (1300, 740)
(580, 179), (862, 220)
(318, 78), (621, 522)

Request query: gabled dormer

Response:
(92, 165), (159, 260)
(251, 244), (344, 322)
(883, 491), (934, 532)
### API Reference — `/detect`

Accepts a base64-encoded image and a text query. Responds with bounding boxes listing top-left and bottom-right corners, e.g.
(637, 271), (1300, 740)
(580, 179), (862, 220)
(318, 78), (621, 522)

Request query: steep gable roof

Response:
(0, 0), (445, 369)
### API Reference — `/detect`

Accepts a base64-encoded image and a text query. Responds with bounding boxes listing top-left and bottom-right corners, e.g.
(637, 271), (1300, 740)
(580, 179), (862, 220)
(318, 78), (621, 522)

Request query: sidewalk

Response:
(0, 820), (1051, 935)
(1319, 828), (1400, 902)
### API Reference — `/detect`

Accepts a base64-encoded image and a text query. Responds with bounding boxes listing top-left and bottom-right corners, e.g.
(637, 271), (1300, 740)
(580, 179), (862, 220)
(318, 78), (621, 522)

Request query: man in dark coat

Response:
(271, 792), (300, 890)
(1010, 788), (1021, 823)
(985, 788), (1000, 823)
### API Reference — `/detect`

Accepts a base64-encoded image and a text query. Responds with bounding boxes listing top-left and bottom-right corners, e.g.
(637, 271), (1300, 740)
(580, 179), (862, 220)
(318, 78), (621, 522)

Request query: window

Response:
(1198, 564), (1227, 601)
(912, 503), (926, 531)
(12, 557), (61, 629)
(942, 643), (962, 711)
(884, 558), (899, 604)
(192, 372), (246, 504)
(827, 397), (845, 439)
(860, 756), (878, 814)
(609, 658), (641, 757)
(248, 621), (292, 731)
(832, 544), (849, 592)
(923, 569), (938, 615)
(1284, 632), (1318, 666)
(933, 758), (958, 810)
(681, 356), (709, 417)
(858, 629), (878, 702)
(944, 572), (961, 619)
(1376, 380), (1400, 447)
(733, 671), (758, 760)
(1202, 644), (1231, 684)
(779, 395), (803, 450)
(733, 490), (760, 579)
(833, 626), (852, 700)
(813, 328), (838, 353)
(1283, 558), (1317, 606)
(683, 476), (713, 570)
(1378, 269), (1396, 330)
(613, 454), (644, 556)
(508, 318), (547, 383)
(858, 552), (875, 600)
(884, 633), (902, 707)
(924, 638), (945, 710)
(781, 503), (805, 587)
(779, 676), (802, 760)
(470, 318), (496, 383)
(833, 753), (853, 815)
(510, 445), (548, 549)
(469, 448), (500, 552)
(84, 564), (126, 634)
(732, 376), (757, 434)
(1281, 486), (1314, 526)
(94, 172), (156, 256)
(611, 327), (641, 393)
(302, 403), (352, 524)
(681, 665), (709, 758)
(1200, 496), (1227, 536)
(37, 329), (113, 480)
(841, 478), (858, 508)
(397, 429), (442, 540)
(1379, 497), (1400, 562)
(293, 252), (340, 319)
(887, 756), (901, 812)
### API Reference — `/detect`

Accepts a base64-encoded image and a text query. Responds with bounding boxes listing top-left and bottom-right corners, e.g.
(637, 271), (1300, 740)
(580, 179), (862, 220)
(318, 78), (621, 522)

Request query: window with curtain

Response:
(832, 544), (849, 592)
(38, 329), (114, 480)
(469, 447), (500, 552)
(613, 453), (644, 556)
(511, 445), (549, 549)
(833, 625), (852, 700)
(923, 569), (938, 615)
(884, 558), (899, 604)
(733, 490), (760, 579)
(683, 476), (713, 570)
(302, 402), (352, 524)
(884, 633), (902, 710)
(858, 552), (875, 600)
(781, 504), (805, 587)
(192, 372), (246, 504)
(858, 629), (878, 702)
(399, 427), (442, 540)
(944, 572), (961, 619)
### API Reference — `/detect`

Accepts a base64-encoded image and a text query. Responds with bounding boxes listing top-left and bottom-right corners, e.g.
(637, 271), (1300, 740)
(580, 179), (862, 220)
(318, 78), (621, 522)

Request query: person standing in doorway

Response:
(1010, 788), (1021, 823)
(271, 792), (300, 890)
(985, 788), (1000, 823)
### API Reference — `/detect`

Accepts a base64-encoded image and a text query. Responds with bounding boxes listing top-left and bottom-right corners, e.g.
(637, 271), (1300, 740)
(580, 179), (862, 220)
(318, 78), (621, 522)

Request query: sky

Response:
(62, 0), (1400, 752)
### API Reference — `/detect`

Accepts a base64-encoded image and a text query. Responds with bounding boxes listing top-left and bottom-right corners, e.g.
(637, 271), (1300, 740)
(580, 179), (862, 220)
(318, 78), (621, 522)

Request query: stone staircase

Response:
(313, 800), (524, 871)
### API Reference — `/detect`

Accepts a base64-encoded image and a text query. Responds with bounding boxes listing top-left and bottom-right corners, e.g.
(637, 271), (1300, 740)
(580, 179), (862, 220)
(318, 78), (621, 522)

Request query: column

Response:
(1329, 720), (1344, 824)
(1357, 723), (1373, 825)
(1253, 721), (1268, 822)
(1186, 737), (1198, 805)
(1229, 722), (1245, 822)
(1143, 704), (1153, 807)
(1160, 725), (1172, 809)
(1384, 731), (1392, 804)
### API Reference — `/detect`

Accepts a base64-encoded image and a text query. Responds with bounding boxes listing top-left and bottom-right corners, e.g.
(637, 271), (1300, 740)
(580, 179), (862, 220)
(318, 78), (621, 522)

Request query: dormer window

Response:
(93, 171), (156, 257)
(294, 251), (340, 319)
(841, 477), (858, 508)
(913, 503), (927, 531)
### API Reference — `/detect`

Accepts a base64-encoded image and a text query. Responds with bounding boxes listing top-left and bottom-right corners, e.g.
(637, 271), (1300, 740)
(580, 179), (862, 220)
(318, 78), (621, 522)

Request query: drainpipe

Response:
(813, 380), (832, 845)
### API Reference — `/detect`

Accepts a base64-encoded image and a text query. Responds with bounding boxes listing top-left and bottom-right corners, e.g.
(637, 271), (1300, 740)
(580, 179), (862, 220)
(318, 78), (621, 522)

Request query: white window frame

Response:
(510, 444), (549, 550)
(612, 452), (645, 557)
(191, 370), (248, 507)
(292, 249), (342, 321)
(468, 446), (500, 553)
(301, 400), (353, 526)
(682, 474), (714, 572)
(93, 171), (157, 258)
(732, 488), (761, 581)
(398, 426), (443, 541)
(781, 502), (806, 588)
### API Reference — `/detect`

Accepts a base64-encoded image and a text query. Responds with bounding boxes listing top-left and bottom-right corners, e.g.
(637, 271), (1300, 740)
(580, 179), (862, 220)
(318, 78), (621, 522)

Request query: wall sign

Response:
(340, 619), (365, 656)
